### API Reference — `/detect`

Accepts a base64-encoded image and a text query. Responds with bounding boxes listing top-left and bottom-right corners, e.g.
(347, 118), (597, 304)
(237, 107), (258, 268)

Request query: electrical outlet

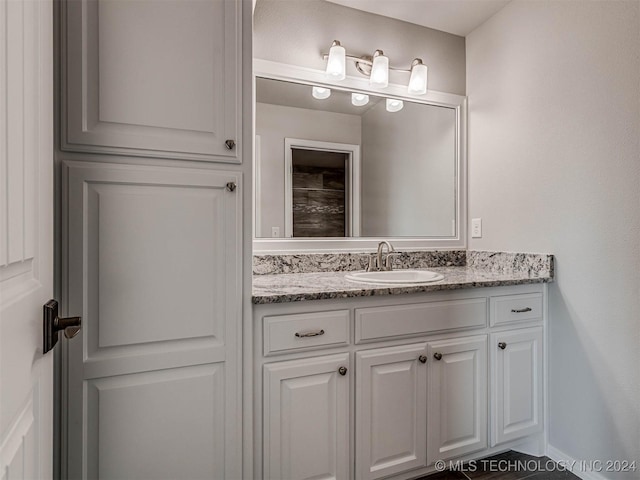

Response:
(471, 218), (482, 238)
(271, 226), (280, 238)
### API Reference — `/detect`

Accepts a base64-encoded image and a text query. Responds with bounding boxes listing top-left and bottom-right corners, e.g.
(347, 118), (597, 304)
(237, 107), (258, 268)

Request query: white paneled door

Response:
(427, 336), (487, 463)
(355, 344), (428, 480)
(263, 354), (350, 480)
(492, 327), (543, 446)
(0, 0), (54, 478)
(62, 163), (242, 479)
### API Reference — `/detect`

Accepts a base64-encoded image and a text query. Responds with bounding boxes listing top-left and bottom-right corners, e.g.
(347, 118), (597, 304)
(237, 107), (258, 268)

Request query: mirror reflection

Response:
(255, 77), (457, 239)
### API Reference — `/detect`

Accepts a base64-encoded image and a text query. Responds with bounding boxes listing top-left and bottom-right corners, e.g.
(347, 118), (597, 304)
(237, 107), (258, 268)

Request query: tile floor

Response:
(415, 451), (581, 480)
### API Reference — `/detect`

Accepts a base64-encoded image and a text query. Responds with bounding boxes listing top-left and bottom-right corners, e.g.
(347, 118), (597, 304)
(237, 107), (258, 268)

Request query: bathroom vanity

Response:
(250, 34), (553, 480)
(252, 253), (552, 480)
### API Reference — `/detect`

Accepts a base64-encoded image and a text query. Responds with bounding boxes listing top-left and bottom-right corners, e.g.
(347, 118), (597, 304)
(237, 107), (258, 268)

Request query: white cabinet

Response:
(263, 353), (350, 480)
(62, 0), (241, 162)
(427, 336), (487, 463)
(63, 162), (242, 479)
(355, 344), (428, 480)
(492, 327), (543, 446)
(255, 285), (546, 480)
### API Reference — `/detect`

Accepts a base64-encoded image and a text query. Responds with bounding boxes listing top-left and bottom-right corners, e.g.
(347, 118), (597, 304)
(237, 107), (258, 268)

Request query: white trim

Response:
(253, 59), (467, 253)
(546, 445), (609, 480)
(253, 134), (262, 237)
(284, 138), (361, 238)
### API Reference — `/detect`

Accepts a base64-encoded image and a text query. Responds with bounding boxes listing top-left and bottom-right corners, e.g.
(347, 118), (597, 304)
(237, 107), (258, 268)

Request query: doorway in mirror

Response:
(291, 148), (349, 237)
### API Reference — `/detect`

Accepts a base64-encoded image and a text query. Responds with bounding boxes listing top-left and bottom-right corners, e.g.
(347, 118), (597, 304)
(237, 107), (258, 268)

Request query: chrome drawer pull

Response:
(294, 329), (325, 338)
(511, 307), (532, 313)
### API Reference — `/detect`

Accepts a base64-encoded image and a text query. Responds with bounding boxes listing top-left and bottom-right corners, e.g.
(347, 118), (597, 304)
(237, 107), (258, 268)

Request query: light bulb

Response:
(408, 59), (428, 95)
(351, 93), (370, 106)
(370, 50), (389, 88)
(312, 86), (331, 100)
(386, 98), (404, 113)
(326, 40), (346, 81)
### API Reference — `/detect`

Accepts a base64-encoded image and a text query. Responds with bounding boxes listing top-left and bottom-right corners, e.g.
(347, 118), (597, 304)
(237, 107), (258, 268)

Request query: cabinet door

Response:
(263, 353), (350, 480)
(64, 163), (241, 479)
(492, 327), (543, 446)
(356, 344), (428, 480)
(427, 336), (487, 463)
(62, 0), (240, 162)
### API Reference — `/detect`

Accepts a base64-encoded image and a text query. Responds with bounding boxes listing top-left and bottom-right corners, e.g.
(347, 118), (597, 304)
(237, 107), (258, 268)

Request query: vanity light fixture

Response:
(321, 41), (429, 95)
(351, 92), (370, 106)
(312, 86), (331, 100)
(408, 59), (428, 95)
(370, 50), (389, 88)
(386, 98), (404, 112)
(325, 40), (346, 80)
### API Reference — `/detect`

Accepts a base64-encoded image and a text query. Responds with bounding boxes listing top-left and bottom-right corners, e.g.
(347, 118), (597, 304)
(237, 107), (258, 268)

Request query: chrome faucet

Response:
(366, 241), (399, 272)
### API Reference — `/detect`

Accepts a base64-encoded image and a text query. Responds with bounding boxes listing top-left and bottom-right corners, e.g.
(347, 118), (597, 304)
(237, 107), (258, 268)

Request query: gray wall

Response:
(466, 1), (640, 475)
(361, 101), (456, 237)
(254, 0), (466, 95)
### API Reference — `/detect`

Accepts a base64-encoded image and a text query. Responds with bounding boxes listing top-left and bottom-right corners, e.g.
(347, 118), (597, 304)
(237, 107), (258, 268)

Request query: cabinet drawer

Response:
(355, 298), (487, 343)
(263, 310), (350, 356)
(490, 293), (543, 326)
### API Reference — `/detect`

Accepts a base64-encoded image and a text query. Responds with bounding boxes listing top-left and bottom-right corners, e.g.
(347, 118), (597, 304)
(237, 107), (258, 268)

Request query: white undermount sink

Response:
(345, 269), (444, 285)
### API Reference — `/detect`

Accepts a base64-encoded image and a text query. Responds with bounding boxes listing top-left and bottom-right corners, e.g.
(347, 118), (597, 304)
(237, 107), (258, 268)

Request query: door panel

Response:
(85, 364), (224, 480)
(492, 327), (543, 445)
(63, 162), (241, 479)
(427, 336), (487, 463)
(62, 0), (240, 162)
(356, 344), (427, 480)
(263, 354), (350, 480)
(0, 0), (53, 477)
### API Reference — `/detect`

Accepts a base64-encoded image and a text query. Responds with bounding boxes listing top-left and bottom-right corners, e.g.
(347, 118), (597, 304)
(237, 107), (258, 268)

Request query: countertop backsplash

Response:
(466, 250), (554, 278)
(252, 250), (467, 275)
(253, 250), (553, 277)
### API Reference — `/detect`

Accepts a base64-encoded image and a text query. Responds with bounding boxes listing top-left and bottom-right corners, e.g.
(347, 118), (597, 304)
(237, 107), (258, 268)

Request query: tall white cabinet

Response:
(58, 0), (249, 478)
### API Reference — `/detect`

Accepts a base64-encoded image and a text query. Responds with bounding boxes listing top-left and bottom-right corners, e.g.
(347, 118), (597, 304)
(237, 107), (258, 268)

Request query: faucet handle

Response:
(385, 252), (401, 271)
(366, 254), (378, 272)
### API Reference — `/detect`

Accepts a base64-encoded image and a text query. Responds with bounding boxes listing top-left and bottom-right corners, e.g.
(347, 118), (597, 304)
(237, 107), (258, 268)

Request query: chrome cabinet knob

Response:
(418, 355), (427, 364)
(225, 139), (236, 150)
(433, 352), (443, 361)
(338, 366), (348, 376)
(498, 342), (507, 350)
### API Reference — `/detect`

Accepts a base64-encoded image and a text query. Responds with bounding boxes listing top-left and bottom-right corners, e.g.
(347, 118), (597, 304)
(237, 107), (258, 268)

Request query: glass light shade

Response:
(326, 43), (346, 80)
(370, 52), (389, 88)
(312, 86), (331, 100)
(351, 93), (370, 106)
(386, 98), (404, 113)
(408, 61), (428, 95)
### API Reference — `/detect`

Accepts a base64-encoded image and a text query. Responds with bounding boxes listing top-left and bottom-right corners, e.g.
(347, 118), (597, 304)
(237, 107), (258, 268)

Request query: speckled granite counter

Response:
(252, 264), (553, 304)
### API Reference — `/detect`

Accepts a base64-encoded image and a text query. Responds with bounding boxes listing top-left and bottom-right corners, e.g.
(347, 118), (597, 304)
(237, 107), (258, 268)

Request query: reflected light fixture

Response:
(408, 59), (428, 95)
(321, 41), (429, 95)
(351, 92), (370, 106)
(312, 86), (331, 100)
(386, 98), (404, 113)
(370, 50), (389, 88)
(325, 40), (346, 80)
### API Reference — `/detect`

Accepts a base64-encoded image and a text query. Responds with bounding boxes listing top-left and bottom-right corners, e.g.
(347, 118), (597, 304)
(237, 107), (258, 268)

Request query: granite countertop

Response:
(252, 265), (553, 304)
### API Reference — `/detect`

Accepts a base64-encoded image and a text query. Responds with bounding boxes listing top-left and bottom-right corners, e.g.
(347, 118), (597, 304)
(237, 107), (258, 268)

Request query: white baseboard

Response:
(546, 444), (609, 480)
